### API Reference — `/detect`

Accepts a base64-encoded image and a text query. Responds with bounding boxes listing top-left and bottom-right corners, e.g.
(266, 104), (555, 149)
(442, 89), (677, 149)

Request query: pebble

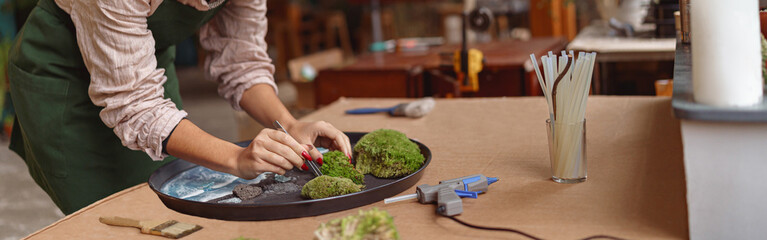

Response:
(233, 184), (263, 200)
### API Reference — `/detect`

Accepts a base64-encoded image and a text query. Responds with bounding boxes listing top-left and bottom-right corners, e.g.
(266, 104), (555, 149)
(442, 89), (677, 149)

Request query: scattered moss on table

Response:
(314, 208), (399, 240)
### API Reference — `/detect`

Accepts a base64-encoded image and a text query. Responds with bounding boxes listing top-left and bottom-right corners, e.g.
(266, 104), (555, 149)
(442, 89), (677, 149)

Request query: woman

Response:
(8, 0), (351, 215)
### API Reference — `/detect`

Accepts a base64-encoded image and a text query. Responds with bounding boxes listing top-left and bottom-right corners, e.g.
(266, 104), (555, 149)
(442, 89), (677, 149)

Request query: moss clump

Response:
(321, 151), (365, 185)
(301, 176), (363, 199)
(354, 129), (425, 178)
(314, 208), (399, 240)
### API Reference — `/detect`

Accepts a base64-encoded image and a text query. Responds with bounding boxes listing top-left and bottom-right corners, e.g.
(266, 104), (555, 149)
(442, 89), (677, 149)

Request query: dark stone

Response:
(233, 184), (263, 200)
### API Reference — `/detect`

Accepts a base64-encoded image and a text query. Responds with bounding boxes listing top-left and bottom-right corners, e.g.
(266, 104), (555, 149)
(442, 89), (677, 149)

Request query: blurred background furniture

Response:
(438, 1), (524, 43)
(655, 79), (673, 97)
(267, 1), (354, 82)
(314, 37), (567, 107)
(288, 48), (347, 109)
(650, 0), (680, 38)
(567, 25), (676, 95)
(314, 51), (426, 107)
(529, 0), (577, 40)
(427, 37), (568, 98)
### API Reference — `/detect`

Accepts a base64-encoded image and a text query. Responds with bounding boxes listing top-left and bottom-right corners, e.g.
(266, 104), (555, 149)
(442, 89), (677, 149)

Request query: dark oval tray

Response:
(148, 132), (431, 221)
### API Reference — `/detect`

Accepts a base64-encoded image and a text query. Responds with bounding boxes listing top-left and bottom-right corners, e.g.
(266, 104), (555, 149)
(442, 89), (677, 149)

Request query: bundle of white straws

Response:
(531, 51), (597, 179)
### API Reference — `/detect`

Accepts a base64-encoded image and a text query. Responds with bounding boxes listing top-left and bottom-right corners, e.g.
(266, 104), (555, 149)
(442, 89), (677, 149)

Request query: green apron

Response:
(8, 0), (227, 215)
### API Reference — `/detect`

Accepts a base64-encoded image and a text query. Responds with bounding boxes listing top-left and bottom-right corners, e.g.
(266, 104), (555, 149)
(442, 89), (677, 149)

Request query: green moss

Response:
(321, 150), (365, 185)
(230, 237), (258, 240)
(301, 175), (363, 199)
(354, 129), (425, 178)
(314, 208), (399, 240)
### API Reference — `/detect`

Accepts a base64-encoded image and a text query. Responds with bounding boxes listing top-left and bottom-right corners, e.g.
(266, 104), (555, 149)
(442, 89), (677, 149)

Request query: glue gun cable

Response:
(443, 212), (627, 240)
(444, 213), (543, 240)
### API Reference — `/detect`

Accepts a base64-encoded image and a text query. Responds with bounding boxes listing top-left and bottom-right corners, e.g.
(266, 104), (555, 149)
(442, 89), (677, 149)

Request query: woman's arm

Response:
(239, 85), (353, 161)
(239, 84), (297, 131)
(198, 0), (277, 112)
(68, 0), (305, 178)
(165, 119), (306, 179)
(199, 0), (352, 161)
(68, 0), (186, 160)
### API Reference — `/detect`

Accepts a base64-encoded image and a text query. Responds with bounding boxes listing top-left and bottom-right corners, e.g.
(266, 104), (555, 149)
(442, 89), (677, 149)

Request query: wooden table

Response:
(567, 25), (676, 95)
(315, 37), (568, 106)
(314, 52), (430, 106)
(24, 97), (688, 239)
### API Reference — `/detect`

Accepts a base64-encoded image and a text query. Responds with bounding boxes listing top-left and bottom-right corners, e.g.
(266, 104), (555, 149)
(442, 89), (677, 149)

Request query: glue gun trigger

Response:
(454, 190), (480, 199)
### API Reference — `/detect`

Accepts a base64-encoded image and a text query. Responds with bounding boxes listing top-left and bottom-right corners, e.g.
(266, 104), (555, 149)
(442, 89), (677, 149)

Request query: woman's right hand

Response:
(231, 128), (311, 179)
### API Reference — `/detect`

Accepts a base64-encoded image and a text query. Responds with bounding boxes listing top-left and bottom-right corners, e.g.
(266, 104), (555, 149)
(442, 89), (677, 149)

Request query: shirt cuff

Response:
(161, 117), (187, 155)
(147, 109), (188, 160)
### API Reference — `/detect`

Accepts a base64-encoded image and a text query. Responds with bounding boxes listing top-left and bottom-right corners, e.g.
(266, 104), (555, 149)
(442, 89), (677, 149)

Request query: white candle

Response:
(691, 0), (764, 107)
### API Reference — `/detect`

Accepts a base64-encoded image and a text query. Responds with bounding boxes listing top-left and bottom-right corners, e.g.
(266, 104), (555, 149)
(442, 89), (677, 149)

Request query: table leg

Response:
(591, 61), (601, 95)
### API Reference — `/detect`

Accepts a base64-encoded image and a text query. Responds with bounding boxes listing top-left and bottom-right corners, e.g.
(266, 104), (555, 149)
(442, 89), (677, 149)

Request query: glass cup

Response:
(546, 119), (587, 183)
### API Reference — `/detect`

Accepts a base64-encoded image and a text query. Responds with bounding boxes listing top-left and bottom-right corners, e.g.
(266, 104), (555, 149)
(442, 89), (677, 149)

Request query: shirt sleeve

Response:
(199, 0), (278, 111)
(68, 0), (187, 160)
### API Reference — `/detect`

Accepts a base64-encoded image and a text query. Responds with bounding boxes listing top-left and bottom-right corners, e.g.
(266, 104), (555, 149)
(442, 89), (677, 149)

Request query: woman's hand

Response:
(236, 84), (350, 171)
(286, 121), (352, 162)
(232, 128), (311, 179)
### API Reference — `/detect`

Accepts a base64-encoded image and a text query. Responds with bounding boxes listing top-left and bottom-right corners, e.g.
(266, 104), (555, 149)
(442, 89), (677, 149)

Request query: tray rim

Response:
(147, 131), (431, 220)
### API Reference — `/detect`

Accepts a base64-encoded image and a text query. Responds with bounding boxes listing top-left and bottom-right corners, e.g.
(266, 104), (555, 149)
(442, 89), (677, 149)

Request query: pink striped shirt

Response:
(54, 0), (277, 160)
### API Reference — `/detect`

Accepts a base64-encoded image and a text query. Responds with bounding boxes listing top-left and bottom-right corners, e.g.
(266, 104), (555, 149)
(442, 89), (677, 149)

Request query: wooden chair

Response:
(324, 11), (354, 58)
(266, 1), (354, 80)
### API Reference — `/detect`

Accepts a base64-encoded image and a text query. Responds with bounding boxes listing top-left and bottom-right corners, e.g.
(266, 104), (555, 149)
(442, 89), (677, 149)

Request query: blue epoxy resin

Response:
(159, 166), (269, 202)
(158, 147), (343, 203)
(317, 147), (329, 154)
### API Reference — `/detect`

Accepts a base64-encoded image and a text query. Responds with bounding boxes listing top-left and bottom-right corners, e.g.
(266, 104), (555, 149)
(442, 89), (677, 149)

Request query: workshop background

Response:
(4, 0), (767, 239)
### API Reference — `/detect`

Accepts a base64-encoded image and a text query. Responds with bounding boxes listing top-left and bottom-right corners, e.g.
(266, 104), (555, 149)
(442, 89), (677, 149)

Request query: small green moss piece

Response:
(230, 237), (258, 240)
(321, 150), (365, 185)
(354, 129), (425, 178)
(314, 208), (399, 240)
(301, 175), (363, 199)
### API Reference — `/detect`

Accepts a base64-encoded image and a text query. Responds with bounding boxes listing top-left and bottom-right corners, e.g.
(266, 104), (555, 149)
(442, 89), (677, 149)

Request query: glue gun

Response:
(384, 174), (499, 216)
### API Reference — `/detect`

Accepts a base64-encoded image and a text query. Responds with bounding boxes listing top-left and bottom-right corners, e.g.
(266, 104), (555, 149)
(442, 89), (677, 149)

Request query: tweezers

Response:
(272, 120), (323, 177)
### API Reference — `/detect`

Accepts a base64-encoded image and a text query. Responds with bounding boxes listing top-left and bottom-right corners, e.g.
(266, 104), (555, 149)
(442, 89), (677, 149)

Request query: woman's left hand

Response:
(286, 120), (352, 162)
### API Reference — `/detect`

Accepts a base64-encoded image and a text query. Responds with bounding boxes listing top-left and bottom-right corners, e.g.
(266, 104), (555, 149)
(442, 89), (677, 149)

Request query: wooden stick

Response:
(100, 216), (202, 239)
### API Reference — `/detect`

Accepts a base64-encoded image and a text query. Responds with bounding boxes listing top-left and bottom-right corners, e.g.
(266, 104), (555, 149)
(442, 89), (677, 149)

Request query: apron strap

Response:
(36, 0), (71, 24)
